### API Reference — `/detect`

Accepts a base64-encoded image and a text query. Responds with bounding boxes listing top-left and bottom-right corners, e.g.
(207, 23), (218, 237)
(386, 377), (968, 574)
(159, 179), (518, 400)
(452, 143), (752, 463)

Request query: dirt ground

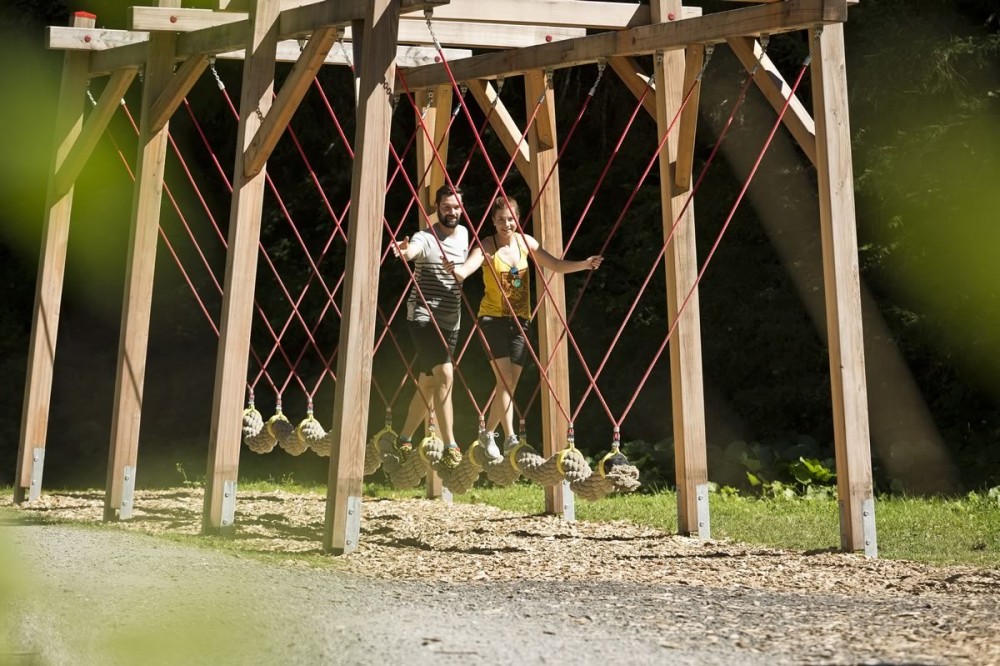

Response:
(3, 488), (999, 665)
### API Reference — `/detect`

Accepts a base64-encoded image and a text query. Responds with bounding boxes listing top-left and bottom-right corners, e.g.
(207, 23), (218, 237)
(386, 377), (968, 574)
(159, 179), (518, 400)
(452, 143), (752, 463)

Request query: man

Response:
(392, 185), (503, 463)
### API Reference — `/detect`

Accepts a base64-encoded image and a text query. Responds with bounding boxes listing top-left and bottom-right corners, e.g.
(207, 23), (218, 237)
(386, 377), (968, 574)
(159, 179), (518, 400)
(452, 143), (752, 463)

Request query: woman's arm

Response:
(524, 234), (603, 273)
(444, 244), (487, 284)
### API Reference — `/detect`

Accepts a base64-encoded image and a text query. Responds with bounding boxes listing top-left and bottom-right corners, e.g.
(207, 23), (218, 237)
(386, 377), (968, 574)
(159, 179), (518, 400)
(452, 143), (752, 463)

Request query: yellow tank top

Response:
(478, 235), (530, 319)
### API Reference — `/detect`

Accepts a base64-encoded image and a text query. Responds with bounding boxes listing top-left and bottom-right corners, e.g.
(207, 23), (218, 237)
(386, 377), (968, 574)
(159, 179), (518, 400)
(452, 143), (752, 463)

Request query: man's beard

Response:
(440, 214), (460, 228)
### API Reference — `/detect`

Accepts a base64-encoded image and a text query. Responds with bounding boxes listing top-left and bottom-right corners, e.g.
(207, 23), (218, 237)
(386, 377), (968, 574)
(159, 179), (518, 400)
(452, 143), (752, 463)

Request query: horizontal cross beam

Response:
(45, 28), (470, 75)
(399, 0), (846, 89)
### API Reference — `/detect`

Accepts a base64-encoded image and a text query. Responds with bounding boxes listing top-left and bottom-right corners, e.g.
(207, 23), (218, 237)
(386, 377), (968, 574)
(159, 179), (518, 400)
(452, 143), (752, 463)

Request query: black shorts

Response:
(478, 316), (530, 367)
(408, 320), (459, 375)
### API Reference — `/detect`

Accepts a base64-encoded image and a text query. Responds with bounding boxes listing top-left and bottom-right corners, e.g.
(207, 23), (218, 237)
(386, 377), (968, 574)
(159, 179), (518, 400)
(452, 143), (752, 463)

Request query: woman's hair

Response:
(489, 196), (519, 221)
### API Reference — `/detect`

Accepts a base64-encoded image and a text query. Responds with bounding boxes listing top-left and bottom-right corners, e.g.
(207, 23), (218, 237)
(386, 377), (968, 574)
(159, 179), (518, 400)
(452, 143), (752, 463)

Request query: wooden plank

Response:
(324, 0), (399, 555)
(244, 26), (338, 177)
(14, 11), (95, 504)
(346, 20), (587, 49)
(47, 26), (148, 51)
(148, 54), (210, 134)
(607, 56), (656, 120)
(674, 44), (704, 194)
(202, 0), (282, 534)
(131, 2), (699, 33)
(71, 27), (467, 70)
(466, 80), (530, 181)
(651, 0), (709, 538)
(128, 6), (243, 32)
(727, 36), (817, 165)
(399, 0), (838, 89)
(523, 69), (571, 517)
(279, 0), (375, 35)
(416, 0), (663, 28)
(53, 67), (137, 198)
(810, 24), (875, 555)
(104, 16), (180, 522)
(91, 42), (149, 77)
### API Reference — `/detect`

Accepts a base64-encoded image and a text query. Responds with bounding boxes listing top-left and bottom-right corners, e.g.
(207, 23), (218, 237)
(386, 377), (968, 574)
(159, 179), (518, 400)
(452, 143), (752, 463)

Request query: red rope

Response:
(615, 58), (813, 426)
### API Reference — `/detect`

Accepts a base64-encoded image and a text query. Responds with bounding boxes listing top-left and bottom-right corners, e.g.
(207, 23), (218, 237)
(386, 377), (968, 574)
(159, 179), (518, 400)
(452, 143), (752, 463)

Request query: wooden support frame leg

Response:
(14, 12), (95, 504)
(104, 16), (180, 522)
(414, 84), (453, 502)
(324, 0), (400, 555)
(202, 0), (282, 534)
(652, 0), (709, 539)
(525, 70), (572, 518)
(810, 25), (877, 557)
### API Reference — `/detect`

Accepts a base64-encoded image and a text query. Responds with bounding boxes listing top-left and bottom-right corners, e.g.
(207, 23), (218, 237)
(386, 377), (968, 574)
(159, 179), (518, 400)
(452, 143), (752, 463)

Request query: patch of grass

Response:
(436, 483), (1000, 568)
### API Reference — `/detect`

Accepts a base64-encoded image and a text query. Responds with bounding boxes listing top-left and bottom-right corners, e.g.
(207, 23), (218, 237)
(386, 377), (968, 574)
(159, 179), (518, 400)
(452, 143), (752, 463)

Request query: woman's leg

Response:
(486, 357), (523, 440)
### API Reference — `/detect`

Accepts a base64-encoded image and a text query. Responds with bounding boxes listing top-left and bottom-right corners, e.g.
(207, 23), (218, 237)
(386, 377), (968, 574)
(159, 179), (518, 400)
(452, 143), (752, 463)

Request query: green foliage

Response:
(724, 435), (837, 499)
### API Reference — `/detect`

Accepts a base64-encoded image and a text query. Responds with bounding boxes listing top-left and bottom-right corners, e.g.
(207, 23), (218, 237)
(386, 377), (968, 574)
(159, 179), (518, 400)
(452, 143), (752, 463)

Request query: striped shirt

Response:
(406, 224), (469, 331)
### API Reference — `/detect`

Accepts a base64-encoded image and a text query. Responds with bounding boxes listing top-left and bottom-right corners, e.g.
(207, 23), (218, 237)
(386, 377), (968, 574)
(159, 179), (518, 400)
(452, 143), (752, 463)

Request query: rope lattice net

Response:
(93, 25), (811, 501)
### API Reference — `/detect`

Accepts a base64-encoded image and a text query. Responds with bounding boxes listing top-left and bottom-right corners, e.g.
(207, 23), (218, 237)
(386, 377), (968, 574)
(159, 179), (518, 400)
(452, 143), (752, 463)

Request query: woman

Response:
(447, 196), (603, 455)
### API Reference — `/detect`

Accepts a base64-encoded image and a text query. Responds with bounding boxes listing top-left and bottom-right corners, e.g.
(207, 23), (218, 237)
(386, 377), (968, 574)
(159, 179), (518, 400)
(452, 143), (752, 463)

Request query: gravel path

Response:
(2, 490), (999, 665)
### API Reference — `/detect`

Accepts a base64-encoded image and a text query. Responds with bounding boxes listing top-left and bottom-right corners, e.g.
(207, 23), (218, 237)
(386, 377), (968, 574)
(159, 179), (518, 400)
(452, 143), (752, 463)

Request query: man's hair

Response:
(489, 196), (519, 220)
(434, 185), (463, 204)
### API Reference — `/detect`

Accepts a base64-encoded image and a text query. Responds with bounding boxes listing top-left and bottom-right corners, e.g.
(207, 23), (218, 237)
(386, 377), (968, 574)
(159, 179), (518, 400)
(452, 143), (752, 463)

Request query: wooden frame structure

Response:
(16, 0), (877, 557)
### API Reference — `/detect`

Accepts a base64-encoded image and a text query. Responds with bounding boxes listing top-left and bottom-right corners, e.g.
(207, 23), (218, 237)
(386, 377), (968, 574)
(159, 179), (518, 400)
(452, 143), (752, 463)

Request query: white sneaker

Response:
(480, 431), (502, 461)
(504, 435), (520, 455)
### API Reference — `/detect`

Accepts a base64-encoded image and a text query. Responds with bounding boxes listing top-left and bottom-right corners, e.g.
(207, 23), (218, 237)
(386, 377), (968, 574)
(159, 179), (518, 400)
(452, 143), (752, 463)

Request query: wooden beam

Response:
(419, 0), (665, 28)
(219, 0), (449, 11)
(651, 0), (709, 539)
(52, 67), (137, 198)
(47, 26), (148, 51)
(400, 0), (841, 89)
(412, 85), (452, 502)
(148, 54), (210, 134)
(810, 24), (876, 556)
(131, 3), (699, 33)
(466, 80), (530, 181)
(347, 20), (586, 49)
(523, 69), (572, 519)
(202, 0), (282, 534)
(324, 0), (400, 556)
(15, 11), (95, 504)
(727, 36), (817, 165)
(414, 85), (453, 217)
(607, 56), (656, 120)
(104, 12), (181, 521)
(674, 44), (705, 194)
(244, 26), (338, 177)
(59, 28), (466, 69)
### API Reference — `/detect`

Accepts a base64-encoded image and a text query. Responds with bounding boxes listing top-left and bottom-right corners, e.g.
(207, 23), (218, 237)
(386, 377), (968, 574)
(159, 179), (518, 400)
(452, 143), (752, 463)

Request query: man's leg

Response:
(430, 362), (457, 446)
(400, 373), (434, 443)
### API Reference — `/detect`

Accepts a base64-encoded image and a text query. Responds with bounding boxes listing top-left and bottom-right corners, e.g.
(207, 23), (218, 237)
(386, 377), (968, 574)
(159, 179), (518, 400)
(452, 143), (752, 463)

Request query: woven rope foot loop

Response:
(242, 407), (264, 440)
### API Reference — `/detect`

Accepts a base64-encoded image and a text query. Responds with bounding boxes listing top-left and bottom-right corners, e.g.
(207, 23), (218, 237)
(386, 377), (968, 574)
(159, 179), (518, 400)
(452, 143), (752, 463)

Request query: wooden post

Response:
(14, 11), (95, 504)
(202, 0), (281, 533)
(104, 0), (182, 522)
(413, 84), (452, 501)
(810, 25), (877, 556)
(651, 0), (709, 538)
(324, 0), (399, 555)
(524, 69), (572, 517)
(414, 85), (452, 213)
